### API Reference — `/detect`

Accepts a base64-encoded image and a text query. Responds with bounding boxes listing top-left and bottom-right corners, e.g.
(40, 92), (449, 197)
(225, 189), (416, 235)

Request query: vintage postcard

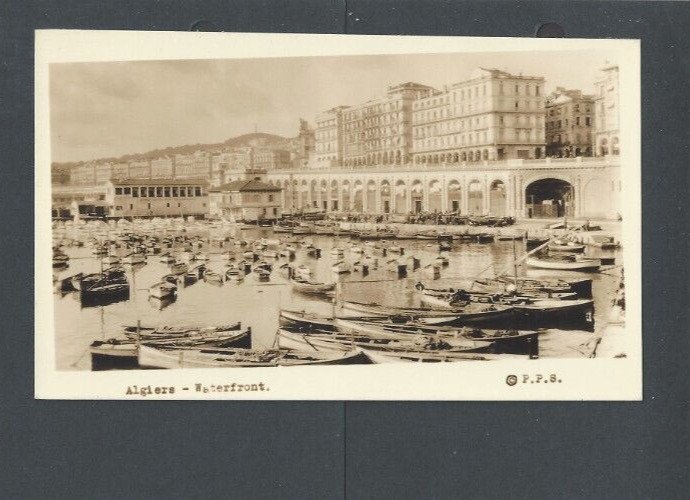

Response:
(35, 31), (640, 399)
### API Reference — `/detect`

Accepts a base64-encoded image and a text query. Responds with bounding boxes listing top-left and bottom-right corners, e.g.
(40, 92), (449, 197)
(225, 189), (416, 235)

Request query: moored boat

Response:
(137, 345), (368, 368)
(525, 255), (601, 272)
(149, 281), (177, 299)
(290, 278), (336, 294)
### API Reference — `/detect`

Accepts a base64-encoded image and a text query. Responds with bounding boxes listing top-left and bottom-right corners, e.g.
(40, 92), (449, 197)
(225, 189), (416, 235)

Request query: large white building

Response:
(411, 68), (546, 164)
(341, 82), (437, 168)
(593, 64), (620, 156)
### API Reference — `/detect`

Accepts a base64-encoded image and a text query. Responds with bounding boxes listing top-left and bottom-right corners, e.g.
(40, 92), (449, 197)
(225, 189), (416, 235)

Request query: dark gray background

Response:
(1, 1), (687, 498)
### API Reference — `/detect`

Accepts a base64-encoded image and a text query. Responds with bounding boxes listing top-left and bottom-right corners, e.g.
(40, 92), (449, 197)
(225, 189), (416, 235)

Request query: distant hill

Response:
(52, 132), (291, 172)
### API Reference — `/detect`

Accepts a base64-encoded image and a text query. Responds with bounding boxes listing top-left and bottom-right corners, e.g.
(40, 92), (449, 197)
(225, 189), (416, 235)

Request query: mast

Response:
(512, 237), (519, 292)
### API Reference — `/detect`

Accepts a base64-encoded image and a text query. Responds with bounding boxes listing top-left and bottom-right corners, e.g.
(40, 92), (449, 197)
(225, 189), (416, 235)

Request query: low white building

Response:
(209, 179), (282, 222)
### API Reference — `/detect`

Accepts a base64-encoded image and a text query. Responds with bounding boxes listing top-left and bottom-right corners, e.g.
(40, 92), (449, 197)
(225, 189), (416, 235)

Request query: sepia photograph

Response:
(35, 31), (640, 399)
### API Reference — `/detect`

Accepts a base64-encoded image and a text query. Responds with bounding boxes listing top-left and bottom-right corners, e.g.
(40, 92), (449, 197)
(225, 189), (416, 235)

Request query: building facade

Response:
(105, 178), (209, 218)
(174, 152), (212, 179)
(545, 87), (594, 157)
(341, 82), (437, 168)
(253, 148), (291, 171)
(593, 64), (620, 156)
(411, 68), (546, 165)
(266, 156), (621, 219)
(314, 107), (348, 168)
(209, 176), (282, 222)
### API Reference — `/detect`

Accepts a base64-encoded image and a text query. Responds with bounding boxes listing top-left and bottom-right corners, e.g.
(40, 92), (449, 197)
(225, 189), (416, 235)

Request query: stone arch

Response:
(611, 136), (620, 155)
(583, 177), (610, 218)
(489, 179), (507, 216)
(482, 149), (489, 160)
(330, 179), (339, 211)
(341, 180), (351, 211)
(379, 179), (391, 214)
(428, 179), (442, 212)
(366, 179), (377, 213)
(447, 179), (462, 213)
(394, 179), (407, 214)
(525, 177), (575, 218)
(411, 179), (424, 213)
(461, 152), (467, 162)
(353, 180), (364, 212)
(599, 137), (609, 156)
(468, 179), (484, 214)
(309, 180), (318, 209)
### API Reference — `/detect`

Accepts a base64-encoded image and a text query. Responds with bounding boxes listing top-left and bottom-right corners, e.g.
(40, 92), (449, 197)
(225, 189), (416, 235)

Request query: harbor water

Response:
(52, 222), (622, 370)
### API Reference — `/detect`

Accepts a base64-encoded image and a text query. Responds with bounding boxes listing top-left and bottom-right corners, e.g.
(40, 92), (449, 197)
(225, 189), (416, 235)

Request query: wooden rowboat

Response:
(290, 278), (336, 294)
(137, 345), (369, 368)
(525, 256), (601, 272)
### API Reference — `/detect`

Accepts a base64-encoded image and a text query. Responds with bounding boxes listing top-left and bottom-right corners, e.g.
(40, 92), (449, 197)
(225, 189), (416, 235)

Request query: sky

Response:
(50, 49), (618, 163)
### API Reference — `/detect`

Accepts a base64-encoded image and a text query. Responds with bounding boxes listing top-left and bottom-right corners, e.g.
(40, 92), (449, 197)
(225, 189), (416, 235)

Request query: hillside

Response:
(52, 132), (290, 173)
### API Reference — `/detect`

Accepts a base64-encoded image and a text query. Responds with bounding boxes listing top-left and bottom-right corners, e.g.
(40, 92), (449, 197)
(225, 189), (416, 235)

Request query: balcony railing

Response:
(272, 155), (619, 175)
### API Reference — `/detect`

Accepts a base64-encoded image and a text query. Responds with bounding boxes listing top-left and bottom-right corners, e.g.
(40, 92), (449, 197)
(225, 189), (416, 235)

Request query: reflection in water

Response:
(52, 226), (621, 370)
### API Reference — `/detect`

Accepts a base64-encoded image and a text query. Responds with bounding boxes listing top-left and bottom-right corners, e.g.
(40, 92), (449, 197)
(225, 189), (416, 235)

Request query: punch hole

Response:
(191, 20), (220, 32)
(535, 22), (565, 38)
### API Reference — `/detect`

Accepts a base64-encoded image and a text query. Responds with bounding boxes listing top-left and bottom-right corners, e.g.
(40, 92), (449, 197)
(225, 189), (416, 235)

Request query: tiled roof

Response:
(111, 178), (208, 186)
(210, 179), (282, 192)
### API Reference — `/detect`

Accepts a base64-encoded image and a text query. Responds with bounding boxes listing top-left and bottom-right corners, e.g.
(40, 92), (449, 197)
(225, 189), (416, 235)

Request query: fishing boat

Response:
(295, 265), (311, 279)
(588, 234), (619, 249)
(302, 246), (318, 258)
(123, 322), (243, 339)
(279, 309), (340, 331)
(359, 348), (506, 363)
(435, 254), (449, 266)
(91, 327), (252, 370)
(276, 329), (492, 355)
(525, 255), (601, 272)
(414, 230), (438, 240)
(101, 253), (120, 265)
(340, 300), (515, 327)
(290, 278), (336, 294)
(159, 253), (176, 264)
(548, 239), (586, 253)
(122, 252), (146, 265)
(71, 267), (126, 291)
(332, 261), (350, 274)
(262, 250), (279, 259)
(337, 320), (540, 356)
(387, 245), (404, 254)
(203, 268), (225, 285)
(137, 345), (368, 369)
(169, 261), (189, 275)
(149, 281), (177, 299)
(496, 231), (525, 241)
(474, 275), (593, 298)
(255, 268), (271, 281)
(474, 233), (495, 244)
(225, 266), (244, 282)
(80, 277), (130, 306)
(330, 247), (345, 257)
(52, 253), (70, 268)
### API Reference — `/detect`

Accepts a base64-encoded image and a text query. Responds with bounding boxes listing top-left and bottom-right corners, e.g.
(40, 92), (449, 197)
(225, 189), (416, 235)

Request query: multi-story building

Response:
(174, 152), (212, 180)
(593, 64), (620, 156)
(150, 157), (174, 178)
(411, 68), (546, 164)
(69, 163), (97, 185)
(253, 148), (291, 171)
(545, 87), (594, 157)
(342, 82), (436, 168)
(128, 159), (151, 179)
(208, 168), (282, 222)
(106, 178), (209, 218)
(111, 162), (130, 180)
(314, 106), (349, 168)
